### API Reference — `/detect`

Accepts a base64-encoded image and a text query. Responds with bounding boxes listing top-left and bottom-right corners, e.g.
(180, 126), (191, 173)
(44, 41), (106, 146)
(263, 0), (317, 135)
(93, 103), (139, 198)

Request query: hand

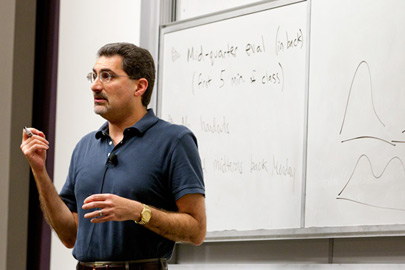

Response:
(20, 127), (49, 172)
(82, 194), (142, 223)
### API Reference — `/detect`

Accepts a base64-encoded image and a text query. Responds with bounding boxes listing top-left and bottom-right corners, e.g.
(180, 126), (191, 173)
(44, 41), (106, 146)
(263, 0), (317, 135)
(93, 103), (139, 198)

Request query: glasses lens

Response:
(100, 71), (111, 83)
(86, 72), (95, 83)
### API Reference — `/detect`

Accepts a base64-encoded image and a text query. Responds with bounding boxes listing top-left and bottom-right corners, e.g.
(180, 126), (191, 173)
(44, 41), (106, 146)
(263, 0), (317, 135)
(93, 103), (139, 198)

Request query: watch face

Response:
(143, 211), (151, 221)
(142, 206), (152, 223)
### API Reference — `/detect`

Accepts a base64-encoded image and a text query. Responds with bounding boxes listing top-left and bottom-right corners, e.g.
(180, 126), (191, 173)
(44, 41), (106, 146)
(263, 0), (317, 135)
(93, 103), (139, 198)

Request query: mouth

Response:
(94, 95), (108, 104)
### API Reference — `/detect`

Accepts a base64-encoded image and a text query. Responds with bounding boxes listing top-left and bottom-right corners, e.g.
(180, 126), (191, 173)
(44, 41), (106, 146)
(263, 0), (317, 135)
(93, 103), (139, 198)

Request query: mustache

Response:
(94, 93), (108, 100)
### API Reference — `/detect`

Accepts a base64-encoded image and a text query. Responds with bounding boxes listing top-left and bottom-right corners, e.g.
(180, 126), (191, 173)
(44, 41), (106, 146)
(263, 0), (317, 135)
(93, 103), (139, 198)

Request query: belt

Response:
(77, 259), (168, 270)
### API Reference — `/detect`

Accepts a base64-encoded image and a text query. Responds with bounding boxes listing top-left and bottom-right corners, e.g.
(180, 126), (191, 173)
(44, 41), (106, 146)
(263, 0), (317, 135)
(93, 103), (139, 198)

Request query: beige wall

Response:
(0, 0), (14, 268)
(0, 0), (36, 270)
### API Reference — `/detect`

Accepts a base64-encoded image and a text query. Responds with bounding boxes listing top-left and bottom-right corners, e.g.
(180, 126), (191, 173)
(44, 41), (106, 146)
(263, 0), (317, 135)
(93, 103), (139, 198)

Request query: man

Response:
(21, 42), (206, 270)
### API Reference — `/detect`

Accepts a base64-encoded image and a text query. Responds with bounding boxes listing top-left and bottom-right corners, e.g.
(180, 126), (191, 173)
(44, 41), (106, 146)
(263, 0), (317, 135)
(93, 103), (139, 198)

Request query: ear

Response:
(134, 78), (148, 97)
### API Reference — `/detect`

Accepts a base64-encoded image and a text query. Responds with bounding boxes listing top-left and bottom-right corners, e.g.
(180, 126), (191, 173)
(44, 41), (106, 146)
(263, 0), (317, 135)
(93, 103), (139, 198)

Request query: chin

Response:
(94, 107), (107, 116)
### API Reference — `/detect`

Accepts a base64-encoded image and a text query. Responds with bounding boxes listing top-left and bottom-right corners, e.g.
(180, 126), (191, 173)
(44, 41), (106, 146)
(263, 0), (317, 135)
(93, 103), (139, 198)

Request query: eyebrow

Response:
(92, 68), (117, 74)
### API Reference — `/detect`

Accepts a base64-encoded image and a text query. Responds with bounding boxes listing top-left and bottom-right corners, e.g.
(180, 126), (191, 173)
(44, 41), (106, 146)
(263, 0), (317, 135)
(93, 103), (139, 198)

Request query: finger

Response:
(21, 139), (49, 153)
(22, 128), (46, 142)
(22, 134), (50, 148)
(90, 215), (110, 223)
(82, 200), (111, 210)
(28, 128), (46, 139)
(29, 134), (49, 145)
(20, 141), (49, 155)
(84, 210), (111, 223)
(22, 130), (33, 143)
(83, 193), (110, 204)
(82, 202), (101, 210)
(24, 137), (49, 148)
(84, 209), (105, 219)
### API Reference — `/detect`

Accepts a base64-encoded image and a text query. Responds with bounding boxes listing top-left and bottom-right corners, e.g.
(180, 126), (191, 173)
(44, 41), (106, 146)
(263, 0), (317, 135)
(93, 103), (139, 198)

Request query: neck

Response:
(108, 107), (148, 145)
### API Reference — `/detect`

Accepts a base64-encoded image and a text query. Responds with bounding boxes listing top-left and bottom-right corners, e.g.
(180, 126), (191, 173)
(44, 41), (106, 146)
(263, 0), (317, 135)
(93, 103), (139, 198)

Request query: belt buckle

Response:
(92, 262), (105, 270)
(91, 262), (129, 270)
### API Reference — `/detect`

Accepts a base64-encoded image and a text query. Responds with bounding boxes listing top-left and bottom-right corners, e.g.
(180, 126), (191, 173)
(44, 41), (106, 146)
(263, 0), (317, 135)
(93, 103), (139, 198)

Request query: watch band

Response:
(134, 204), (152, 225)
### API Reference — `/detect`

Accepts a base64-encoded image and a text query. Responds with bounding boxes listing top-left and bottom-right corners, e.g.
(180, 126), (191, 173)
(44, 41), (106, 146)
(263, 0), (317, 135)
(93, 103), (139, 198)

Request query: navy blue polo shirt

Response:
(59, 109), (205, 262)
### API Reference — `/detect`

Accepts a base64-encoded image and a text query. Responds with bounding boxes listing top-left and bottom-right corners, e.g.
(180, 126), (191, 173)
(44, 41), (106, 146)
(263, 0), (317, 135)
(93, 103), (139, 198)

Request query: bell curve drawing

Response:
(337, 60), (405, 212)
(306, 0), (405, 228)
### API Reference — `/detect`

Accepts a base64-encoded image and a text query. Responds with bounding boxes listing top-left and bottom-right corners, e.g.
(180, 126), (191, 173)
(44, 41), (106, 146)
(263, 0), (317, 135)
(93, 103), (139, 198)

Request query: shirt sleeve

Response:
(169, 129), (205, 201)
(59, 147), (79, 213)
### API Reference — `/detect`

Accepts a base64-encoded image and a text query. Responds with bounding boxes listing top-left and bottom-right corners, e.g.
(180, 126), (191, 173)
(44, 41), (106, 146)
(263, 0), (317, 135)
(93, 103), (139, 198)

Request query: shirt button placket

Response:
(107, 140), (113, 158)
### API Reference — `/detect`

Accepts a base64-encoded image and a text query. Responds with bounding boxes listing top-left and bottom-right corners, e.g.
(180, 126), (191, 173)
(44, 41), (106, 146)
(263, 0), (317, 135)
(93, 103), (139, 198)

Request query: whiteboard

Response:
(158, 0), (308, 232)
(306, 0), (405, 227)
(158, 0), (405, 239)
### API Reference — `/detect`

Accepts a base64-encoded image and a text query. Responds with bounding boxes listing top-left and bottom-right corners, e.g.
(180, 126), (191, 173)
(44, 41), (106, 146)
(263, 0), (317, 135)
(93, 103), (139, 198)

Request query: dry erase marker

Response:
(24, 126), (33, 138)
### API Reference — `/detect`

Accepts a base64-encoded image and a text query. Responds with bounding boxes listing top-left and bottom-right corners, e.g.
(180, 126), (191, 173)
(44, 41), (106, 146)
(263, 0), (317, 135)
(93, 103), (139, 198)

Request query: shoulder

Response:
(154, 119), (197, 142)
(78, 130), (98, 145)
(71, 130), (99, 154)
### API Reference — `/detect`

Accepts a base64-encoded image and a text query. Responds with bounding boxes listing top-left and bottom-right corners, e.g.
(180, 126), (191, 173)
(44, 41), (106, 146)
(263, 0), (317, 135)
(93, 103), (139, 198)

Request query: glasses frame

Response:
(87, 70), (131, 83)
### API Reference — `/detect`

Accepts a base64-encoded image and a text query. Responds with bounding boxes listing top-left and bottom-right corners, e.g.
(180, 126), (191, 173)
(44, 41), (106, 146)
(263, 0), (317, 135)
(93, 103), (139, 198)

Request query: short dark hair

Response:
(97, 42), (156, 107)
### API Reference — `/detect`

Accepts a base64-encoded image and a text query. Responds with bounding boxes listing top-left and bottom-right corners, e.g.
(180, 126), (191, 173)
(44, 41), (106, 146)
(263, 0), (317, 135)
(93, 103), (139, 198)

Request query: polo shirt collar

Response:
(95, 109), (159, 140)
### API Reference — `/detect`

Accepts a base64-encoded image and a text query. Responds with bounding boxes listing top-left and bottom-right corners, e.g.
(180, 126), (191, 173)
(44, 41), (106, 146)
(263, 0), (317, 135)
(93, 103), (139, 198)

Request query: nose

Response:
(91, 76), (103, 92)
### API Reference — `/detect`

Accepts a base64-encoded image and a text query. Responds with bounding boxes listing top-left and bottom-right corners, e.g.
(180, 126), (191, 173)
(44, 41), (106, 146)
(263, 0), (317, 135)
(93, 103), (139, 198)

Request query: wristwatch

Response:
(135, 204), (152, 225)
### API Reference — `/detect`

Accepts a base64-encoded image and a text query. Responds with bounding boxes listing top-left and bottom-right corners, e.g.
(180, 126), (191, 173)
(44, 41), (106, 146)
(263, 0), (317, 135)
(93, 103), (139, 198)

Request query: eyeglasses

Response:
(86, 71), (130, 83)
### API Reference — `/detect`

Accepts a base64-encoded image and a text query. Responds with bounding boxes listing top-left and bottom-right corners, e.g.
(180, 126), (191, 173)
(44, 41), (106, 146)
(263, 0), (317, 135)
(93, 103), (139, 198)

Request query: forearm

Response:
(32, 168), (78, 248)
(144, 207), (206, 245)
(83, 193), (206, 245)
(21, 128), (78, 247)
